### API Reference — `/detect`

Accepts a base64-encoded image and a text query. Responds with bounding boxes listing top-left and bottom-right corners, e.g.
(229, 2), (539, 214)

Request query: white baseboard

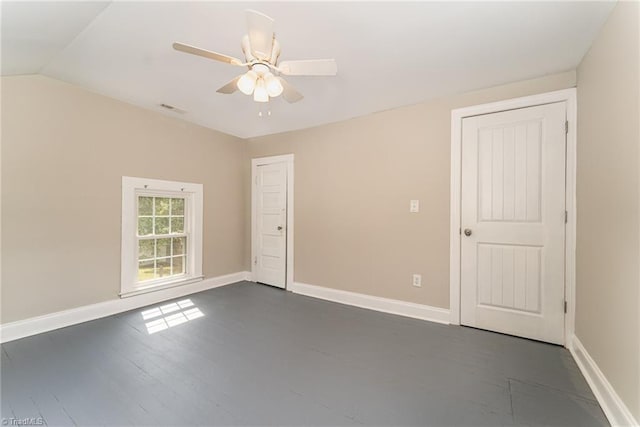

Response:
(0, 271), (251, 344)
(290, 281), (450, 325)
(569, 335), (639, 427)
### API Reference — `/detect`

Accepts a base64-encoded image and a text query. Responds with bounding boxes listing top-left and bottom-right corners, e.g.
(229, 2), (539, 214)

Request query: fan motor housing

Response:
(251, 63), (271, 76)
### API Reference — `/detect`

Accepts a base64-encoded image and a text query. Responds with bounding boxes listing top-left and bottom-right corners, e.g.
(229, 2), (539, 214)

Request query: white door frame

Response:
(449, 88), (577, 346)
(251, 154), (294, 289)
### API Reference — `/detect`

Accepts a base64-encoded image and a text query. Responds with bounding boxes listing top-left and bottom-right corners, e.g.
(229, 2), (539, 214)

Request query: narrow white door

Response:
(255, 162), (287, 288)
(460, 102), (566, 344)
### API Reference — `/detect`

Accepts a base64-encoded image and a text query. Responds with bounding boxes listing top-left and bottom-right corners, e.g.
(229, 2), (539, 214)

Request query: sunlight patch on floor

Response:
(141, 298), (204, 334)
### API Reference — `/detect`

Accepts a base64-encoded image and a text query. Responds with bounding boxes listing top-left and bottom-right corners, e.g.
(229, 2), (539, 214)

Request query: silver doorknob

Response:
(464, 228), (472, 236)
(277, 226), (283, 231)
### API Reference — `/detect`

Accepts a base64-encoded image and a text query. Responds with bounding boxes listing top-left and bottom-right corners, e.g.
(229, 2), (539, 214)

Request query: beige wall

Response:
(248, 70), (576, 309)
(1, 75), (248, 323)
(576, 1), (640, 420)
(0, 71), (577, 323)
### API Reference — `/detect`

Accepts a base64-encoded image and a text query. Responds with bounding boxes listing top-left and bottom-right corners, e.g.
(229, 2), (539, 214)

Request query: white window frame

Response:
(121, 176), (203, 298)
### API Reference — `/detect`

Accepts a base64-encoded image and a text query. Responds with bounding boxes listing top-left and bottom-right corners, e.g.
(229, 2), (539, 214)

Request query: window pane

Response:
(138, 217), (153, 236)
(155, 198), (170, 215)
(138, 260), (155, 282)
(138, 196), (153, 215)
(171, 217), (184, 234)
(172, 256), (185, 275)
(138, 239), (155, 260)
(171, 198), (185, 215)
(133, 192), (192, 285)
(157, 238), (171, 257)
(172, 237), (186, 255)
(156, 258), (172, 277)
(155, 217), (170, 234)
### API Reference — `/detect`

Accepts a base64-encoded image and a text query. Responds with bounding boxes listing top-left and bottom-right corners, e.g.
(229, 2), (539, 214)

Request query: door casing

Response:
(449, 89), (577, 347)
(251, 154), (294, 289)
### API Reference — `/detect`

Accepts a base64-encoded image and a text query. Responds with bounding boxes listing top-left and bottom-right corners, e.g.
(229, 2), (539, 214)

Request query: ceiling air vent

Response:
(159, 103), (186, 114)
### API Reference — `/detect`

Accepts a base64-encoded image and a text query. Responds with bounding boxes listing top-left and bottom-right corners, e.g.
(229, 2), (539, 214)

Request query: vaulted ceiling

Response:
(2, 1), (615, 138)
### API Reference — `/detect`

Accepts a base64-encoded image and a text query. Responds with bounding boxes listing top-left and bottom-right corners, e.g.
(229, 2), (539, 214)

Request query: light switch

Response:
(410, 200), (420, 213)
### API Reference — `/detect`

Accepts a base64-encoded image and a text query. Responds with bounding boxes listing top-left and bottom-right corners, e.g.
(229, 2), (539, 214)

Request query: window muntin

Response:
(136, 195), (188, 284)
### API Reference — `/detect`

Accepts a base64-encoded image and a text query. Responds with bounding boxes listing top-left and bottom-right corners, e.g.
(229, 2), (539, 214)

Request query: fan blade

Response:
(278, 59), (337, 76)
(216, 76), (240, 94)
(246, 10), (274, 60)
(173, 42), (243, 66)
(279, 78), (304, 103)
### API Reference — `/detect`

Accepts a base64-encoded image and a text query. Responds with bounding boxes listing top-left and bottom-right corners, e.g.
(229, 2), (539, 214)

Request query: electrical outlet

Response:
(410, 200), (420, 213)
(412, 274), (422, 287)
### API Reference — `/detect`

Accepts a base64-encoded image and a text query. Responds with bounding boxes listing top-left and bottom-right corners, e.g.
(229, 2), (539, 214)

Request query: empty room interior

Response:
(1, 1), (639, 426)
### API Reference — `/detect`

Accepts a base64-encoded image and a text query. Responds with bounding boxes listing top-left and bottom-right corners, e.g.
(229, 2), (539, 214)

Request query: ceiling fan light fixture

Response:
(253, 77), (269, 102)
(174, 10), (335, 104)
(264, 72), (283, 97)
(237, 70), (258, 95)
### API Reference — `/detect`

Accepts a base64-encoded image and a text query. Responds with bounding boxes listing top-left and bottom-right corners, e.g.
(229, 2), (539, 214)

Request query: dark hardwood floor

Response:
(1, 281), (608, 426)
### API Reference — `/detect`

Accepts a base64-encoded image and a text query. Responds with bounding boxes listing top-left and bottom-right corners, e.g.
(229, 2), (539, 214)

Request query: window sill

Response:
(119, 275), (204, 299)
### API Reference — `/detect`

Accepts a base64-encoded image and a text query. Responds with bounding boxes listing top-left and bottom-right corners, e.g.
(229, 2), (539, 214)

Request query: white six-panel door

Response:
(460, 102), (566, 344)
(255, 162), (288, 288)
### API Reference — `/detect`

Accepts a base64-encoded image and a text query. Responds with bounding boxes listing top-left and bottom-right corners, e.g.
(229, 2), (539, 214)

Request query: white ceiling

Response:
(1, 1), (110, 75)
(2, 1), (615, 139)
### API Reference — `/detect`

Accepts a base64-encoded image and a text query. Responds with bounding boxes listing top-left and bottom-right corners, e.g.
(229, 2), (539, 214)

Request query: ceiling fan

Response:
(173, 10), (337, 103)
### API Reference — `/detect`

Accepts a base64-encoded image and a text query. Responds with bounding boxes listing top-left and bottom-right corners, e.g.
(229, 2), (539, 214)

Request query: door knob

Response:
(464, 228), (472, 236)
(277, 226), (283, 231)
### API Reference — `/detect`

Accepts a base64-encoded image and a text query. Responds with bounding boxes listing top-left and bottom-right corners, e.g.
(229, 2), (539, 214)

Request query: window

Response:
(121, 177), (203, 297)
(137, 196), (187, 282)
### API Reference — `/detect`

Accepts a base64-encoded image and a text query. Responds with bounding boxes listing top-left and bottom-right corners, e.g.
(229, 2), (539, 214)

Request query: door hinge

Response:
(254, 256), (257, 265)
(565, 210), (568, 224)
(565, 120), (569, 135)
(564, 300), (568, 313)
